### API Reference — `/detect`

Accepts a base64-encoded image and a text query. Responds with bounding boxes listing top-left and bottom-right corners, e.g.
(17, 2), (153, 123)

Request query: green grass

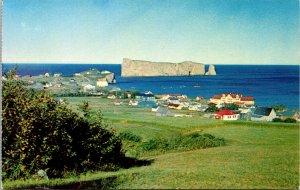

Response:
(4, 97), (299, 189)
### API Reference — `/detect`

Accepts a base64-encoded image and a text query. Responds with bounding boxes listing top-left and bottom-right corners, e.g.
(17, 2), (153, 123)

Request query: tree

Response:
(271, 104), (287, 113)
(222, 103), (239, 111)
(78, 101), (92, 117)
(205, 103), (220, 113)
(284, 118), (297, 123)
(2, 73), (123, 179)
(272, 118), (283, 122)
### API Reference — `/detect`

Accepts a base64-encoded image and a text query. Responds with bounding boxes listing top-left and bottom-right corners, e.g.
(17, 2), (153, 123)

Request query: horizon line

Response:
(2, 62), (299, 66)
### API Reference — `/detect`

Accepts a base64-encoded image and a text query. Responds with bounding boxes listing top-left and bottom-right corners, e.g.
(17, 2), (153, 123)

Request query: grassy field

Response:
(3, 97), (299, 189)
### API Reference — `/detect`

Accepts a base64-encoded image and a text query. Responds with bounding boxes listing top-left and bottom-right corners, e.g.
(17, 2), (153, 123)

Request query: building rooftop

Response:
(215, 109), (237, 115)
(241, 96), (255, 101)
(253, 107), (273, 116)
(136, 93), (155, 97)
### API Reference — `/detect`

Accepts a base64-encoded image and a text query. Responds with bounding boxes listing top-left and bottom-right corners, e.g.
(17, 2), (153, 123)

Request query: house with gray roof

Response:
(156, 107), (173, 117)
(251, 107), (276, 121)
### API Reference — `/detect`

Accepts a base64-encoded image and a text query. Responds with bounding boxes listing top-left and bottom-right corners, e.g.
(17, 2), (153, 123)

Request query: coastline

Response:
(2, 64), (299, 109)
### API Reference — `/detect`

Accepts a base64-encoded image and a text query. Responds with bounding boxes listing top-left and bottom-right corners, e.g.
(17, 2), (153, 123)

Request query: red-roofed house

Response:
(114, 100), (123, 105)
(209, 93), (255, 108)
(214, 109), (240, 120)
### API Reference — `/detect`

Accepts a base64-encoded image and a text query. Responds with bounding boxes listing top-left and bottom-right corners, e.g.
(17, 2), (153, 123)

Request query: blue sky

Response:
(3, 0), (299, 64)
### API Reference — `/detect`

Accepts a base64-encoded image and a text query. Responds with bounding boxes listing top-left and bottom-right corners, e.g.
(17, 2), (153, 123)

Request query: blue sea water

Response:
(2, 63), (299, 109)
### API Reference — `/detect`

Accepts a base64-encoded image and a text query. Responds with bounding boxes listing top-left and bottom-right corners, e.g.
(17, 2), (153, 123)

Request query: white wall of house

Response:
(222, 114), (240, 120)
(251, 110), (277, 121)
(83, 84), (95, 92)
(97, 80), (108, 87)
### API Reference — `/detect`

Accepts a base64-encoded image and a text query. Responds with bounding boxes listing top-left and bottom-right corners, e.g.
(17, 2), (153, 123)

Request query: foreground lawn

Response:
(4, 97), (299, 189)
(116, 126), (299, 189)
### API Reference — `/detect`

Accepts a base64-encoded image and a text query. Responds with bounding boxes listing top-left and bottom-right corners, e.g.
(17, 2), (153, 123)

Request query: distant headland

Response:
(121, 58), (216, 77)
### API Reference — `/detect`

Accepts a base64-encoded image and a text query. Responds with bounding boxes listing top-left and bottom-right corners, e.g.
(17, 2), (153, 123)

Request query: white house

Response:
(152, 106), (160, 112)
(214, 110), (240, 120)
(83, 84), (96, 92)
(107, 94), (116, 99)
(251, 107), (277, 121)
(96, 78), (108, 87)
(168, 98), (180, 104)
(114, 100), (123, 105)
(54, 73), (61, 77)
(188, 103), (201, 111)
(44, 73), (50, 77)
(128, 99), (138, 106)
(196, 96), (204, 101)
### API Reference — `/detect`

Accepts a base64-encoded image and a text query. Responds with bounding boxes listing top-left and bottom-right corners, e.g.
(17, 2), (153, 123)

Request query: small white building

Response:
(251, 107), (277, 121)
(129, 99), (138, 106)
(96, 78), (108, 87)
(44, 73), (50, 77)
(44, 83), (53, 88)
(214, 110), (240, 120)
(54, 73), (61, 77)
(83, 84), (96, 92)
(152, 106), (159, 112)
(196, 96), (204, 101)
(107, 94), (116, 99)
(114, 100), (123, 105)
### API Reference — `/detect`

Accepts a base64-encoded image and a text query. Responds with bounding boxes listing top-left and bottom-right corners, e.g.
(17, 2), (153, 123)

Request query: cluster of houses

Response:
(110, 91), (299, 122)
(21, 69), (116, 93)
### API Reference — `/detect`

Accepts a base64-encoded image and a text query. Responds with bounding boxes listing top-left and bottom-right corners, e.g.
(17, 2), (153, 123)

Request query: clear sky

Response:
(3, 0), (299, 64)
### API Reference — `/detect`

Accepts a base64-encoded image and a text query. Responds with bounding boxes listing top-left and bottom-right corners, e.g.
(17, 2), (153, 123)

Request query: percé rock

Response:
(205, 65), (217, 75)
(122, 58), (216, 77)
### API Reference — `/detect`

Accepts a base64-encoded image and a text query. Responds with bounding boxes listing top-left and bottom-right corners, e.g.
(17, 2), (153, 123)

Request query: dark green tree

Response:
(271, 104), (287, 113)
(205, 103), (220, 113)
(2, 73), (123, 179)
(222, 103), (239, 111)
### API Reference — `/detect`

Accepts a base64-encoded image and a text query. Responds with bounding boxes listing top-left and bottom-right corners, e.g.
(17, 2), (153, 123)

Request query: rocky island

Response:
(121, 58), (216, 77)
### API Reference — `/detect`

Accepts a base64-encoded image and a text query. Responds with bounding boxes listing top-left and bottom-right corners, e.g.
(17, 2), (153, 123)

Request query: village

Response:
(8, 68), (298, 123)
(108, 91), (299, 123)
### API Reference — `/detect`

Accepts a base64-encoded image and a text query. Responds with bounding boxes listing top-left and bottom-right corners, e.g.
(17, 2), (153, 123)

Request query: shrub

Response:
(284, 118), (297, 123)
(118, 131), (141, 142)
(273, 118), (283, 122)
(2, 77), (123, 179)
(139, 137), (169, 152)
(138, 133), (225, 153)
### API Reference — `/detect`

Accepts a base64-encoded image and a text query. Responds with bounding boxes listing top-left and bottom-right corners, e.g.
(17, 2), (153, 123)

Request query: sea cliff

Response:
(121, 58), (216, 77)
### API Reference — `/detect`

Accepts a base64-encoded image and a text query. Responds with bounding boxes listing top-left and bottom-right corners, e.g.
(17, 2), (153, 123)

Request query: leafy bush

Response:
(117, 131), (141, 142)
(273, 118), (297, 123)
(2, 77), (124, 179)
(138, 133), (225, 153)
(284, 118), (297, 123)
(138, 137), (169, 152)
(273, 118), (283, 122)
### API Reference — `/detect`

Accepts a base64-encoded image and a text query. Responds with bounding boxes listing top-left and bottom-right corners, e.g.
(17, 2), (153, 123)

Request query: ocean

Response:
(2, 63), (299, 109)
